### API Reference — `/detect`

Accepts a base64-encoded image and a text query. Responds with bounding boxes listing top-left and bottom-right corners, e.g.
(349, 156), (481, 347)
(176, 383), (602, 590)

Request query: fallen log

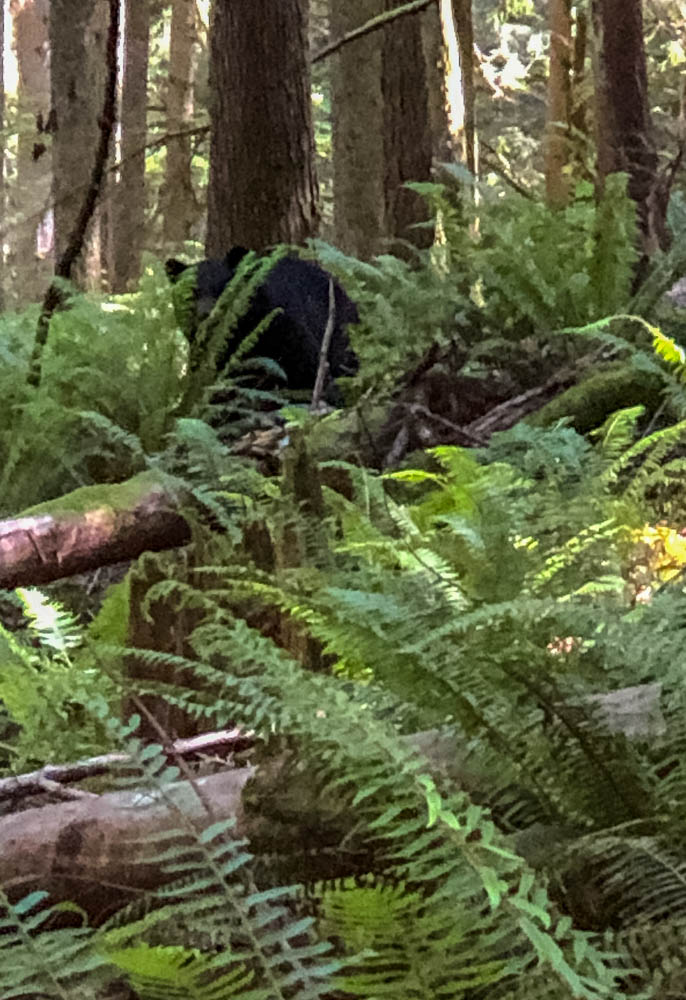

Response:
(0, 684), (664, 919)
(0, 471), (191, 589)
(0, 766), (253, 920)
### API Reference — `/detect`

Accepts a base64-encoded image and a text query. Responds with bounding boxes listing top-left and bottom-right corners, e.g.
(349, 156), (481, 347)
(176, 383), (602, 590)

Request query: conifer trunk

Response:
(381, 0), (433, 249)
(330, 0), (384, 259)
(206, 0), (319, 255)
(112, 0), (150, 291)
(162, 0), (196, 249)
(50, 0), (109, 288)
(591, 0), (667, 255)
(545, 0), (572, 207)
(10, 0), (51, 304)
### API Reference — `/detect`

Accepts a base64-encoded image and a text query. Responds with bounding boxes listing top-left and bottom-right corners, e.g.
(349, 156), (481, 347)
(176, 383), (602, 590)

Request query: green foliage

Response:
(7, 401), (686, 996)
(315, 175), (639, 406)
(320, 881), (515, 997)
(0, 589), (117, 768)
(0, 260), (186, 512)
(4, 178), (686, 999)
(473, 174), (637, 335)
(314, 239), (468, 391)
(0, 732), (337, 1000)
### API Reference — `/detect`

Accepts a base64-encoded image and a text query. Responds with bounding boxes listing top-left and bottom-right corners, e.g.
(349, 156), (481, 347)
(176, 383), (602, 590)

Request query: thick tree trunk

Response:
(206, 0), (319, 256)
(162, 0), (196, 249)
(112, 0), (150, 291)
(545, 0), (572, 207)
(9, 0), (51, 305)
(381, 0), (433, 249)
(50, 0), (109, 289)
(591, 0), (667, 255)
(330, 0), (384, 259)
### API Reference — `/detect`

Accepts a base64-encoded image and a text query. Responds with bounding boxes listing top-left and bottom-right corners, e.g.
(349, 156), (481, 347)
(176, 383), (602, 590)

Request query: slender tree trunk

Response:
(591, 0), (667, 255)
(0, 0), (5, 311)
(571, 8), (588, 137)
(330, 0), (384, 259)
(9, 0), (51, 305)
(381, 0), (433, 249)
(85, 0), (110, 289)
(420, 0), (454, 164)
(50, 0), (109, 288)
(206, 0), (319, 256)
(112, 0), (150, 291)
(450, 0), (475, 176)
(421, 0), (477, 177)
(162, 0), (195, 249)
(545, 0), (572, 207)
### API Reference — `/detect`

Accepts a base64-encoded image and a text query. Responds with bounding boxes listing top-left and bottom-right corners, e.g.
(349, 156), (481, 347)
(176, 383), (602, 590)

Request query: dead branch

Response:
(464, 367), (579, 439)
(311, 0), (435, 65)
(311, 277), (336, 411)
(0, 728), (253, 805)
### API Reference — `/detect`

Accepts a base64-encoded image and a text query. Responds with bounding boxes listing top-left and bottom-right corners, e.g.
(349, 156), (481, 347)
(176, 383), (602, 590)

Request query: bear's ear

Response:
(165, 258), (190, 282)
(224, 246), (250, 270)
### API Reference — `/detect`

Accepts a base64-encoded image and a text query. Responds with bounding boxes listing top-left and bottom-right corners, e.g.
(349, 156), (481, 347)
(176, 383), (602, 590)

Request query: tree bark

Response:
(545, 0), (572, 207)
(0, 767), (253, 920)
(206, 0), (319, 256)
(0, 0), (5, 311)
(50, 0), (109, 288)
(330, 0), (385, 259)
(0, 682), (659, 920)
(591, 0), (667, 255)
(381, 0), (433, 249)
(0, 473), (190, 589)
(9, 0), (51, 305)
(112, 0), (151, 291)
(421, 0), (454, 166)
(450, 0), (476, 176)
(162, 0), (196, 249)
(29, 0), (120, 387)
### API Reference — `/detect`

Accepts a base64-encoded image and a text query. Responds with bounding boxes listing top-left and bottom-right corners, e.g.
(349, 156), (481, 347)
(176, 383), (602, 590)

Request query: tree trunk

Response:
(0, 0), (5, 311)
(571, 8), (588, 138)
(330, 0), (384, 259)
(9, 0), (51, 305)
(50, 0), (109, 289)
(591, 0), (667, 256)
(111, 0), (150, 291)
(162, 0), (196, 250)
(450, 0), (476, 176)
(545, 0), (572, 207)
(206, 0), (319, 256)
(420, 0), (454, 164)
(381, 0), (433, 250)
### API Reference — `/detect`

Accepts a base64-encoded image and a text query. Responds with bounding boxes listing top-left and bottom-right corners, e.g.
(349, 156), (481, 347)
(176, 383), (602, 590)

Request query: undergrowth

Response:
(5, 181), (686, 997)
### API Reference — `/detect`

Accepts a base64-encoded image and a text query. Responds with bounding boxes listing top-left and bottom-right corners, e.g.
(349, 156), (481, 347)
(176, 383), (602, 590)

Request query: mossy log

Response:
(527, 363), (665, 434)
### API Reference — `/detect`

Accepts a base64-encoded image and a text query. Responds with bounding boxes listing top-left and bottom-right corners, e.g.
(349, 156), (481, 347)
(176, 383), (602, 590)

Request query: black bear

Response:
(165, 247), (359, 403)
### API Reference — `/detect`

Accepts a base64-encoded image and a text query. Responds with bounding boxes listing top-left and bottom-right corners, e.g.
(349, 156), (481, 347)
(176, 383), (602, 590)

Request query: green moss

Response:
(528, 364), (665, 434)
(19, 470), (183, 519)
